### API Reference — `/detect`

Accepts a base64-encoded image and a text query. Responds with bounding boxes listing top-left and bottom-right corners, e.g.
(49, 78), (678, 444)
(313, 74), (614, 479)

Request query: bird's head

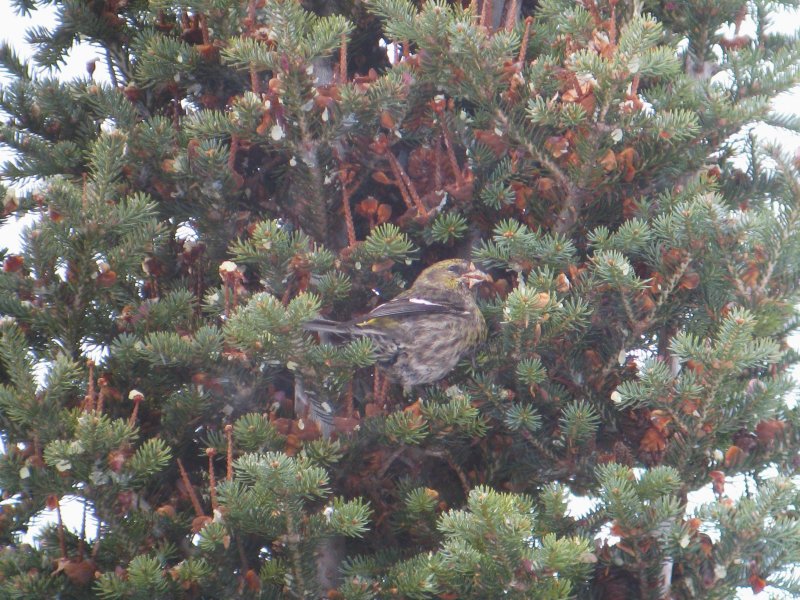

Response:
(412, 259), (492, 292)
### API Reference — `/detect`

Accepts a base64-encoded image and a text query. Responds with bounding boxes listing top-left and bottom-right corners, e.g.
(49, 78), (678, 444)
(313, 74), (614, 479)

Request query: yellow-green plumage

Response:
(304, 259), (489, 389)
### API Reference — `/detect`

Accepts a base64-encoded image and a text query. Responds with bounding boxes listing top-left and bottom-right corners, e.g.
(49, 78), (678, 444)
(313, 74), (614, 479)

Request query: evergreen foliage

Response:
(1, 0), (800, 597)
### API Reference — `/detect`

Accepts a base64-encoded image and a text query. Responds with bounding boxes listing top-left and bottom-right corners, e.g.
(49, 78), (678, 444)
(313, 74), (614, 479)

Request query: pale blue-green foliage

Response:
(589, 218), (654, 254)
(95, 572), (130, 600)
(369, 0), (518, 101)
(477, 157), (516, 209)
(126, 554), (170, 593)
(326, 496), (373, 537)
(429, 211), (469, 243)
(527, 95), (589, 127)
(299, 437), (344, 468)
(648, 108), (701, 142)
(230, 219), (339, 298)
(535, 0), (595, 37)
(693, 477), (800, 597)
(128, 438), (173, 481)
(504, 403), (543, 433)
(535, 483), (573, 533)
(368, 0), (451, 47)
(67, 411), (138, 454)
(308, 337), (376, 370)
(87, 133), (130, 192)
(614, 357), (694, 410)
(669, 308), (782, 370)
(232, 412), (285, 453)
(132, 31), (200, 88)
(516, 356), (547, 385)
(171, 139), (242, 202)
(141, 331), (196, 367)
(242, 220), (338, 272)
(651, 194), (728, 246)
(405, 486), (439, 515)
(398, 485), (594, 599)
(357, 222), (417, 263)
(617, 15), (669, 60)
(385, 410), (429, 445)
(28, 180), (163, 285)
(234, 451), (330, 499)
(314, 269), (353, 302)
(183, 108), (236, 139)
(597, 463), (684, 540)
(502, 283), (555, 327)
(224, 291), (320, 358)
(41, 410), (172, 487)
(559, 399), (600, 444)
(475, 219), (577, 271)
(227, 91), (265, 132)
(339, 68), (411, 136)
(221, 36), (280, 72)
(1, 0), (799, 597)
(389, 553), (440, 598)
(479, 179), (516, 209)
(440, 485), (535, 540)
(0, 324), (75, 437)
(488, 262), (592, 377)
(590, 249), (647, 290)
(222, 1), (352, 70)
(169, 557), (213, 593)
(212, 452), (371, 550)
(421, 390), (487, 438)
(613, 308), (784, 438)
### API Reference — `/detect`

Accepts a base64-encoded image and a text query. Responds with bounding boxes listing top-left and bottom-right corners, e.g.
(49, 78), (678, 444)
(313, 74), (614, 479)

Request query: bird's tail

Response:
(294, 375), (334, 438)
(303, 318), (349, 335)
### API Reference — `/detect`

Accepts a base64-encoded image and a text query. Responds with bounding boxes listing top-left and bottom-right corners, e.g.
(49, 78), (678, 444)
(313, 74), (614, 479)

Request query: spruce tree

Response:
(1, 0), (800, 598)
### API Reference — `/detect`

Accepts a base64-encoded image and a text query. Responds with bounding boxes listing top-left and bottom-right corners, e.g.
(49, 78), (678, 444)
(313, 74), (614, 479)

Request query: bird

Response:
(303, 259), (491, 391)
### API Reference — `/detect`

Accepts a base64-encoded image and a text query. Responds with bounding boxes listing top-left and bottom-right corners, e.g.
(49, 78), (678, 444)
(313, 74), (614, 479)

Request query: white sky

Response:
(0, 3), (799, 597)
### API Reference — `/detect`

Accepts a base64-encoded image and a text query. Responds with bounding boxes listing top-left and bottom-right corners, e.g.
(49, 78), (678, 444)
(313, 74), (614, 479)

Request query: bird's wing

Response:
(304, 289), (473, 336)
(355, 292), (470, 325)
(303, 318), (350, 334)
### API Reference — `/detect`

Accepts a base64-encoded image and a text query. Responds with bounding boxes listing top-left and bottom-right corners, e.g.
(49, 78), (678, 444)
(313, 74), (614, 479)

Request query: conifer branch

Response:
(439, 117), (465, 189)
(339, 33), (347, 82)
(424, 447), (471, 497)
(340, 169), (357, 247)
(505, 0), (521, 32)
(481, 0), (493, 30)
(285, 510), (309, 599)
(386, 149), (428, 218)
(207, 448), (218, 511)
(177, 458), (205, 518)
(494, 107), (581, 233)
(55, 497), (67, 557)
(225, 424), (234, 482)
(518, 16), (533, 61)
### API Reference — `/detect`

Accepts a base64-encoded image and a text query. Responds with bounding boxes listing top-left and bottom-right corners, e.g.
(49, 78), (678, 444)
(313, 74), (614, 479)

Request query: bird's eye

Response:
(448, 264), (462, 274)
